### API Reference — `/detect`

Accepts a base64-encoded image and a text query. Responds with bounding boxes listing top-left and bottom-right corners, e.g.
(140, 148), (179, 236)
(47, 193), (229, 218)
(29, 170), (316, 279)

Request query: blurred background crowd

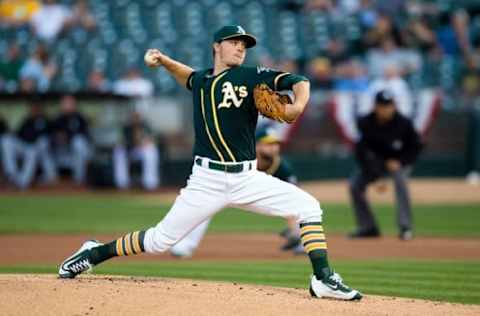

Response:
(0, 0), (479, 190)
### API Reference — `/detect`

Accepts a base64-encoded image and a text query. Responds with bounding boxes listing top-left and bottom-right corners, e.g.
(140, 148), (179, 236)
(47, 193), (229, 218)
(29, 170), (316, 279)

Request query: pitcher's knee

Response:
(297, 193), (323, 223)
(143, 225), (178, 254)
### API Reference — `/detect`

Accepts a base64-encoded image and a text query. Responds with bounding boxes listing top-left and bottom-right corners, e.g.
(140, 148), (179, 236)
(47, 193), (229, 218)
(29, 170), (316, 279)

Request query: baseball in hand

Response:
(144, 49), (161, 67)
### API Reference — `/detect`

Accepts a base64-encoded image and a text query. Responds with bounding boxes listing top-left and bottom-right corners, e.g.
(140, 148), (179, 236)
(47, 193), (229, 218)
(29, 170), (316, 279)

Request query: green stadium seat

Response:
(18, 0), (464, 97)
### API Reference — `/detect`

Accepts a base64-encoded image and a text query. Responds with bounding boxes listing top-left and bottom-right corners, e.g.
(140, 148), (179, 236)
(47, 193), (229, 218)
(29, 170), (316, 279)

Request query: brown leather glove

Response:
(253, 83), (294, 123)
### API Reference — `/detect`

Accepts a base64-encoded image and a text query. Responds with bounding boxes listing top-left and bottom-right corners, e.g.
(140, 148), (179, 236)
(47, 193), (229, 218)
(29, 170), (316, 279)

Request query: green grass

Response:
(0, 195), (479, 236)
(0, 195), (479, 237)
(1, 260), (479, 305)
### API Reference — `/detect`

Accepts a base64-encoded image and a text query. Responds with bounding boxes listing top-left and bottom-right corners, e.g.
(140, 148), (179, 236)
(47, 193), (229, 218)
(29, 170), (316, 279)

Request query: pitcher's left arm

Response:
(285, 80), (310, 123)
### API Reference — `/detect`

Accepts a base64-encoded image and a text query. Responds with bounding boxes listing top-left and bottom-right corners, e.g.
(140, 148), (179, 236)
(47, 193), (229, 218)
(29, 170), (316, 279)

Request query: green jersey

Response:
(265, 156), (298, 184)
(186, 65), (307, 162)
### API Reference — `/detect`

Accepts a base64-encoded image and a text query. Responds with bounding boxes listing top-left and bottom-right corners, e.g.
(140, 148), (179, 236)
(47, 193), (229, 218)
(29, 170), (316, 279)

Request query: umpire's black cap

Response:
(374, 90), (395, 106)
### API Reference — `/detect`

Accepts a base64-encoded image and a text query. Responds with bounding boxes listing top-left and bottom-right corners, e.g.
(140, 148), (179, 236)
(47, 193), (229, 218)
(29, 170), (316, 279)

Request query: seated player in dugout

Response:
(255, 126), (304, 254)
(59, 25), (362, 301)
(169, 126), (304, 258)
(349, 90), (422, 240)
(113, 110), (159, 191)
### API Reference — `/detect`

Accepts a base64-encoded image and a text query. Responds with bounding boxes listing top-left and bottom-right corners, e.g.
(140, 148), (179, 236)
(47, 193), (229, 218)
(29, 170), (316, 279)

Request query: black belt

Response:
(195, 158), (253, 173)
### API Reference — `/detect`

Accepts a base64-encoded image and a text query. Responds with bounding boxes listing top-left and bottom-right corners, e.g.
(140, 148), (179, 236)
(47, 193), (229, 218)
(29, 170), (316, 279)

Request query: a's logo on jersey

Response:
(256, 66), (274, 74)
(218, 81), (248, 109)
(237, 26), (246, 34)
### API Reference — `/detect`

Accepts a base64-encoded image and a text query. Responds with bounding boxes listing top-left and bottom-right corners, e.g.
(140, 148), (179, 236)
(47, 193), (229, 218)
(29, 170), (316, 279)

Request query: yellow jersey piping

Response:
(210, 72), (236, 162)
(200, 88), (225, 162)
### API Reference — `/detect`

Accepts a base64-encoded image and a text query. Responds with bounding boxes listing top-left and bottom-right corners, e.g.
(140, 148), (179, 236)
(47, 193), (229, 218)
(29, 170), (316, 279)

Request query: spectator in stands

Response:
(306, 57), (334, 90)
(113, 68), (154, 98)
(349, 90), (421, 240)
(362, 14), (399, 49)
(327, 38), (349, 62)
(29, 0), (96, 42)
(462, 37), (480, 98)
(0, 43), (24, 93)
(362, 64), (413, 118)
(113, 111), (159, 190)
(366, 36), (422, 78)
(334, 58), (369, 93)
(435, 7), (471, 60)
(403, 17), (437, 55)
(330, 59), (370, 144)
(357, 0), (378, 29)
(8, 100), (57, 189)
(87, 70), (111, 93)
(51, 95), (91, 184)
(336, 0), (361, 15)
(19, 45), (57, 92)
(70, 0), (96, 31)
(0, 0), (40, 27)
(30, 0), (72, 41)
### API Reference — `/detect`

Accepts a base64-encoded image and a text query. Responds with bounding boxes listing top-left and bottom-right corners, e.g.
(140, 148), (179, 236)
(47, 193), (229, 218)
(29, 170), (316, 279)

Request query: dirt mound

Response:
(0, 274), (477, 316)
(1, 233), (479, 266)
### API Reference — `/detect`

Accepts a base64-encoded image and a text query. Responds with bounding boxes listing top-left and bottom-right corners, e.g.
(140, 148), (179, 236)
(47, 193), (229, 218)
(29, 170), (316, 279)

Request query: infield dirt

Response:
(1, 179), (479, 315)
(1, 233), (480, 265)
(1, 274), (478, 316)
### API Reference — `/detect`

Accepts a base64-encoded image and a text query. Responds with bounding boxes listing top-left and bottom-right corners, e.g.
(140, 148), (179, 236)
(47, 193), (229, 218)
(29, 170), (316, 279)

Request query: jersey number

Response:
(218, 82), (248, 109)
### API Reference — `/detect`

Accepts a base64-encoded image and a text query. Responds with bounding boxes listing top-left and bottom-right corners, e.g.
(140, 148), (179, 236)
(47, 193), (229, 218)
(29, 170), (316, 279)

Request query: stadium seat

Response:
(4, 0), (464, 97)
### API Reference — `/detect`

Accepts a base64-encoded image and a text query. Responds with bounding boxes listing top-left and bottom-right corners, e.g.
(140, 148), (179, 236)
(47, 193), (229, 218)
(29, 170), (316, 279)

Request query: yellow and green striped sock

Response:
(89, 231), (146, 265)
(300, 222), (331, 280)
(114, 231), (146, 256)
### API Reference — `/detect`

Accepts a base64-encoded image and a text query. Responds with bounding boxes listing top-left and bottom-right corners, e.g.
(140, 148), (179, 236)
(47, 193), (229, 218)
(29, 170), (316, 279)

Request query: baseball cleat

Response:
(281, 236), (302, 251)
(58, 240), (102, 279)
(399, 228), (413, 241)
(279, 227), (291, 238)
(292, 243), (306, 255)
(170, 248), (193, 259)
(309, 273), (362, 301)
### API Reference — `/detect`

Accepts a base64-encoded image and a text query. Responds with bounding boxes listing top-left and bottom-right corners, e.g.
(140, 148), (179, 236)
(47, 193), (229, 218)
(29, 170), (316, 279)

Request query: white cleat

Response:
(170, 247), (193, 259)
(58, 240), (102, 279)
(309, 273), (363, 301)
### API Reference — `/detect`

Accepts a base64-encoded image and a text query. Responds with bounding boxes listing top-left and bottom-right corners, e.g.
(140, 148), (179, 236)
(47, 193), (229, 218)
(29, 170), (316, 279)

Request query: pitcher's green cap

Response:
(214, 25), (257, 48)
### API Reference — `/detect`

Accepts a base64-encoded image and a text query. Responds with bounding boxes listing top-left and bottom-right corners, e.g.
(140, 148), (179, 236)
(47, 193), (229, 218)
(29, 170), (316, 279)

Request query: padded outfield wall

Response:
(0, 93), (478, 185)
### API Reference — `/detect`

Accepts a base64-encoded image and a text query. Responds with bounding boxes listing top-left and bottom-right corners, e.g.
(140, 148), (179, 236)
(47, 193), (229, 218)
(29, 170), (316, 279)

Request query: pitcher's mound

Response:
(1, 274), (478, 316)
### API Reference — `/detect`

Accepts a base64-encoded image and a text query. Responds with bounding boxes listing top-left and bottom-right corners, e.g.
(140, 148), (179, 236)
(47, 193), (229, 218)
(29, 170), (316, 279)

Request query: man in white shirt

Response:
(366, 37), (421, 79)
(30, 0), (71, 42)
(359, 64), (413, 119)
(113, 68), (154, 98)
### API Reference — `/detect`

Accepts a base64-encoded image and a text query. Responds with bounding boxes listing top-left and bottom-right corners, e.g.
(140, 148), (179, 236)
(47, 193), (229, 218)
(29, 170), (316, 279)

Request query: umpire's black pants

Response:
(349, 168), (412, 232)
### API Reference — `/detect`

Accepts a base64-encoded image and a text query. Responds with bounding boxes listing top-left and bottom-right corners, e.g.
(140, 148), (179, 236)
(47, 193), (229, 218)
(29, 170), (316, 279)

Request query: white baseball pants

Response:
(144, 157), (322, 254)
(54, 135), (91, 184)
(3, 136), (57, 189)
(169, 218), (211, 256)
(113, 143), (159, 190)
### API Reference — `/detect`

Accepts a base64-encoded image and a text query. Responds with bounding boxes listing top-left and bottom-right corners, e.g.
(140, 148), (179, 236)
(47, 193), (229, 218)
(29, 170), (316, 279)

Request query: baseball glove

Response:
(253, 83), (294, 123)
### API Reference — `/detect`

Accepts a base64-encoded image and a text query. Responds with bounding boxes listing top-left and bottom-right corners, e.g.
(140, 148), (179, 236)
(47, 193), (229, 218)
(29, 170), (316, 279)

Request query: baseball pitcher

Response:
(169, 126), (303, 257)
(59, 25), (361, 301)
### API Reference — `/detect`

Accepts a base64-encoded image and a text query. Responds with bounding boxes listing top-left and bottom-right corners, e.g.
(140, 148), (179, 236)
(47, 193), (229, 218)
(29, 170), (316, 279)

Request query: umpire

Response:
(349, 90), (421, 240)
